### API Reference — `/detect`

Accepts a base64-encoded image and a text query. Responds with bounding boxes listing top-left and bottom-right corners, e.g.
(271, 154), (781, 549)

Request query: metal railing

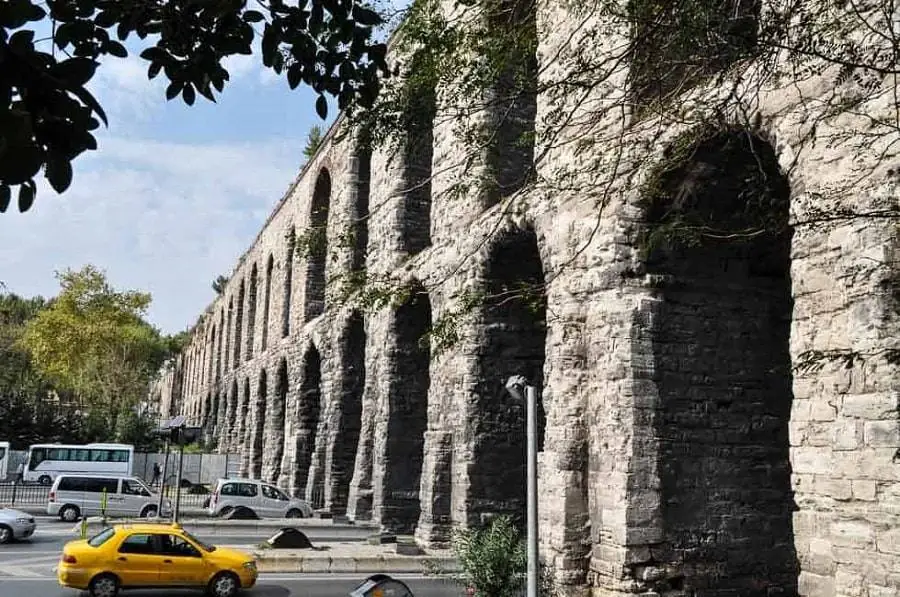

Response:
(0, 481), (211, 510)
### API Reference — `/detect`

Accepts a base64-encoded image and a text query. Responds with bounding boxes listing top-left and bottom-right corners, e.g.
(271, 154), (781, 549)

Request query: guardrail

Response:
(0, 482), (211, 509)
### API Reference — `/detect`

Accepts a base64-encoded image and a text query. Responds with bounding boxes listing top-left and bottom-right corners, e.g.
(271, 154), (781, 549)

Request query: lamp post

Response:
(505, 375), (539, 597)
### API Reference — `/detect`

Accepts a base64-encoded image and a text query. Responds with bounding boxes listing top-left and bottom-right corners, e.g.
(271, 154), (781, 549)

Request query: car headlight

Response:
(16, 518), (31, 524)
(242, 561), (257, 571)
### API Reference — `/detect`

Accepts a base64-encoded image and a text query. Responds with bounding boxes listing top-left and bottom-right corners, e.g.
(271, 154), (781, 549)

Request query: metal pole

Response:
(157, 439), (170, 517)
(525, 385), (539, 597)
(174, 441), (185, 523)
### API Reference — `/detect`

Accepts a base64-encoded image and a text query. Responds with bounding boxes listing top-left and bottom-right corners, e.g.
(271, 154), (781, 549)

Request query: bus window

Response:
(91, 450), (110, 462)
(0, 447), (6, 460)
(29, 448), (46, 468)
(75, 449), (90, 461)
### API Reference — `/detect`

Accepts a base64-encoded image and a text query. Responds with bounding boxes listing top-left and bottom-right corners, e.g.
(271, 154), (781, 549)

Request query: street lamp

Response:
(504, 375), (539, 597)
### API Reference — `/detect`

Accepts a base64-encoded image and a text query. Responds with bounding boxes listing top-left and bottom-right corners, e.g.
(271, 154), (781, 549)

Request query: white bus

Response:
(24, 443), (134, 486)
(0, 442), (9, 481)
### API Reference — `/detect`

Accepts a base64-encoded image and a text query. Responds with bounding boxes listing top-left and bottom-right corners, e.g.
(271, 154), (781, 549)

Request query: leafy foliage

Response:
(18, 265), (181, 441)
(451, 515), (527, 597)
(1, 0), (391, 212)
(303, 124), (325, 160)
(212, 275), (229, 295)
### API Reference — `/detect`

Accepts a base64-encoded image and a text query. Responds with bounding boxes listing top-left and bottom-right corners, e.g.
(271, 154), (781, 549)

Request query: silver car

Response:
(208, 478), (314, 519)
(0, 507), (36, 544)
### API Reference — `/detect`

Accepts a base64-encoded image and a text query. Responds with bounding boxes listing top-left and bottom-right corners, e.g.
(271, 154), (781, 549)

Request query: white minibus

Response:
(24, 443), (134, 486)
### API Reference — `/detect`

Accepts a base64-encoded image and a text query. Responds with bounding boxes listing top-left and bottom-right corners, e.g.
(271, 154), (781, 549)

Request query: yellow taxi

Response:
(57, 522), (257, 597)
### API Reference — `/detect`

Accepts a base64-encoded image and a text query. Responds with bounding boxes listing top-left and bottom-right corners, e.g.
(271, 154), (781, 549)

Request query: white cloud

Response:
(0, 137), (304, 334)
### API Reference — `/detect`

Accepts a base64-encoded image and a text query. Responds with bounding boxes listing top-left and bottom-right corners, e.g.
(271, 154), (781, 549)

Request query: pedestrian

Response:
(14, 462), (24, 484)
(151, 462), (161, 487)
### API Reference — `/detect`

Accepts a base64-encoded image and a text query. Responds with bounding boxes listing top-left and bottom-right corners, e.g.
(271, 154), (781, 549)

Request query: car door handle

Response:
(163, 559), (173, 564)
(117, 557), (127, 562)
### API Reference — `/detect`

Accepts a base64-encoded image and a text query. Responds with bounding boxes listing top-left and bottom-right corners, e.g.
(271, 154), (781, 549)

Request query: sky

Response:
(0, 23), (377, 335)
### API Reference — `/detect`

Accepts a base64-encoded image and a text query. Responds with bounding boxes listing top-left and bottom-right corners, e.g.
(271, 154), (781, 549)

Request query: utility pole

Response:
(156, 437), (170, 517)
(505, 375), (539, 597)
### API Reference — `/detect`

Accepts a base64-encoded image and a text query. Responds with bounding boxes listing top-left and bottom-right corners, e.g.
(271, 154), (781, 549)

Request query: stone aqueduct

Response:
(151, 0), (900, 595)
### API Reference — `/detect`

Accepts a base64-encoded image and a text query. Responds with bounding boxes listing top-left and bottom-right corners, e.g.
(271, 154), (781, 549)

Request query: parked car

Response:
(0, 506), (36, 544)
(57, 522), (257, 597)
(48, 474), (173, 522)
(207, 478), (313, 519)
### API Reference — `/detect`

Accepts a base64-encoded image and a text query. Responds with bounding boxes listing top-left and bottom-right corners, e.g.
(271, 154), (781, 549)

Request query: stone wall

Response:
(150, 1), (900, 595)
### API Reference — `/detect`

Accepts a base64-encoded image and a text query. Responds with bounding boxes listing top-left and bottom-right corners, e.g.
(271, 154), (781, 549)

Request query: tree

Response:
(303, 125), (325, 160)
(451, 515), (527, 597)
(0, 0), (391, 213)
(19, 265), (172, 435)
(212, 275), (228, 295)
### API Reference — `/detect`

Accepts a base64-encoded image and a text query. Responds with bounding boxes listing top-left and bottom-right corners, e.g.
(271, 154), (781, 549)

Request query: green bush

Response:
(452, 515), (526, 597)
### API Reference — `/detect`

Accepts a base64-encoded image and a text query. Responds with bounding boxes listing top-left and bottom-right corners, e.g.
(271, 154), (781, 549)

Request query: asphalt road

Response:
(0, 573), (464, 597)
(0, 519), (465, 596)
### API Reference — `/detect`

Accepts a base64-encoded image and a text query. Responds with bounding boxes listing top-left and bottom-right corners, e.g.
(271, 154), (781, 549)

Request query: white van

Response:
(47, 474), (172, 522)
(208, 478), (313, 519)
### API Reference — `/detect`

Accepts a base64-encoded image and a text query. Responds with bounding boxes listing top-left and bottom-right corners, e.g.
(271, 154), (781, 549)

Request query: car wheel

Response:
(89, 573), (120, 597)
(59, 505), (80, 523)
(218, 506), (233, 518)
(286, 508), (303, 518)
(38, 475), (52, 486)
(207, 572), (240, 597)
(140, 505), (158, 518)
(0, 525), (12, 544)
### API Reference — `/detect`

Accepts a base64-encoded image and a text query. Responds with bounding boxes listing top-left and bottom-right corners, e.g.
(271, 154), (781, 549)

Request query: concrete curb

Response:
(252, 552), (460, 574)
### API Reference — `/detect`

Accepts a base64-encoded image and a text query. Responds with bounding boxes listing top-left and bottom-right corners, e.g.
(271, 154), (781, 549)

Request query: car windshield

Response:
(88, 527), (116, 547)
(181, 529), (216, 553)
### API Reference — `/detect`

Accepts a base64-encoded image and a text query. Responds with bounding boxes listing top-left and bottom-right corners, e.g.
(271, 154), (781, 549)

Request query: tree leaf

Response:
(45, 155), (74, 194)
(17, 182), (35, 212)
(352, 6), (381, 26)
(182, 84), (196, 106)
(243, 9), (265, 23)
(0, 186), (10, 213)
(52, 58), (99, 88)
(166, 81), (182, 100)
(106, 41), (128, 58)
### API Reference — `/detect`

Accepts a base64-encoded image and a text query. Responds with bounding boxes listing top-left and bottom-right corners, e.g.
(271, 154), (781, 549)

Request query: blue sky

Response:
(0, 11), (405, 335)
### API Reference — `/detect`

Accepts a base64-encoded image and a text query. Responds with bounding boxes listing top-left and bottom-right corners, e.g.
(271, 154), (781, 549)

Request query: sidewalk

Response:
(251, 542), (460, 574)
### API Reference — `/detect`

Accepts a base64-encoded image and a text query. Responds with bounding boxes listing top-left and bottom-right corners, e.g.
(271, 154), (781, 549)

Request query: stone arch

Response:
(627, 0), (760, 111)
(207, 324), (216, 382)
(351, 136), (371, 271)
(239, 377), (252, 476)
(262, 254), (274, 351)
(484, 0), (537, 206)
(246, 263), (258, 360)
(251, 368), (268, 479)
(227, 382), (238, 446)
(330, 312), (365, 515)
(305, 170), (331, 322)
(282, 228), (296, 338)
(400, 55), (435, 255)
(470, 227), (547, 527)
(635, 127), (796, 594)
(265, 357), (289, 484)
(234, 278), (245, 367)
(293, 344), (323, 500)
(216, 308), (224, 381)
(225, 297), (233, 372)
(381, 286), (431, 533)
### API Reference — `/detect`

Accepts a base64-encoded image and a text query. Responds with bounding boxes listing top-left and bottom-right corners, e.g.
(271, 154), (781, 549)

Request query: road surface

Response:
(0, 517), (464, 596)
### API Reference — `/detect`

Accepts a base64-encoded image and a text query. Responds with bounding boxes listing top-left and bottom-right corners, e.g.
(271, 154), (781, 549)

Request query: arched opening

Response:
(352, 137), (371, 272)
(268, 358), (289, 484)
(216, 309), (224, 381)
(234, 279), (245, 367)
(305, 170), (331, 322)
(471, 228), (547, 527)
(239, 377), (252, 474)
(227, 381), (238, 443)
(207, 325), (216, 382)
(252, 369), (268, 479)
(262, 255), (274, 351)
(383, 288), (430, 533)
(282, 228), (296, 338)
(628, 0), (760, 113)
(246, 263), (258, 360)
(400, 55), (435, 255)
(293, 345), (322, 499)
(641, 128), (796, 594)
(332, 312), (365, 515)
(484, 0), (537, 206)
(224, 297), (233, 372)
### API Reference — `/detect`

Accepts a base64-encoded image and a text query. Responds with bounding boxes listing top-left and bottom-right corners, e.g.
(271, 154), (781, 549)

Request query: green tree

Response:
(211, 275), (228, 295)
(20, 265), (171, 436)
(1, 0), (390, 213)
(451, 515), (527, 597)
(303, 125), (325, 160)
